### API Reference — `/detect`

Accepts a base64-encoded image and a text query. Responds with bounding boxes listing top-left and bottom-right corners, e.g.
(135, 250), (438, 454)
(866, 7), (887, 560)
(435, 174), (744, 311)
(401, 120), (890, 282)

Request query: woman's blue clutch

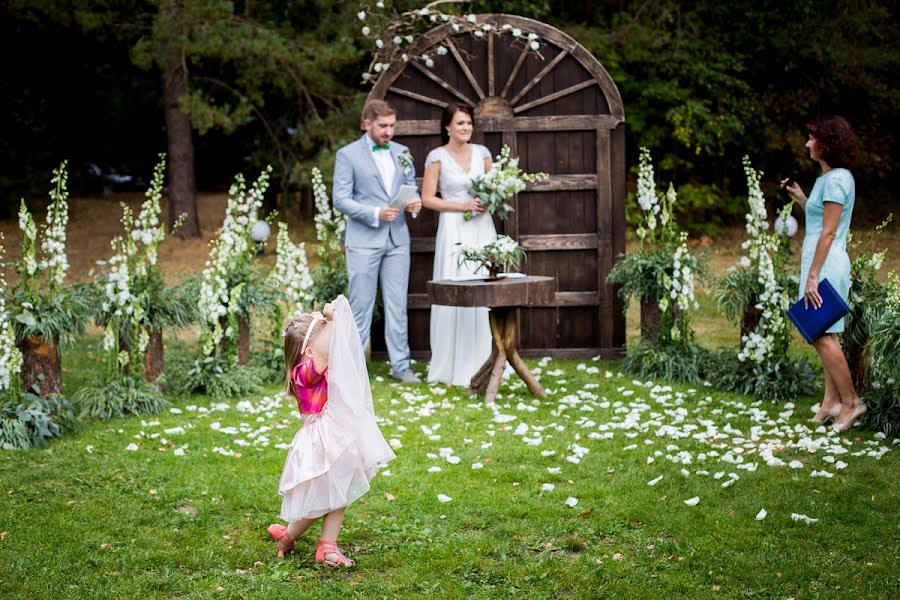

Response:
(786, 278), (851, 343)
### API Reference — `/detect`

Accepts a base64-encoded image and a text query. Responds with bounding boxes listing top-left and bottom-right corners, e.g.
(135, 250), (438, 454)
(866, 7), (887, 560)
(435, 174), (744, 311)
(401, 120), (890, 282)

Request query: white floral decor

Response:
(736, 156), (792, 364)
(16, 161), (70, 294)
(356, 1), (544, 83)
(198, 166), (272, 357)
(271, 222), (314, 317)
(0, 238), (23, 398)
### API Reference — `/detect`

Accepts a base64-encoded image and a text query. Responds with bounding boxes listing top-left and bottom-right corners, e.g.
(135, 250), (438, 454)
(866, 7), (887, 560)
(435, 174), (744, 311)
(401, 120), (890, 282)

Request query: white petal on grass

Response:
(756, 508), (767, 520)
(565, 497), (579, 508)
(541, 483), (555, 491)
(85, 445), (94, 454)
(471, 462), (484, 470)
(437, 494), (453, 503)
(788, 460), (803, 469)
(683, 496), (700, 506)
(427, 466), (442, 473)
(810, 470), (833, 478)
(791, 513), (819, 524)
(547, 467), (561, 474)
(389, 438), (402, 449)
(647, 475), (663, 486)
(173, 448), (185, 457)
(446, 456), (461, 465)
(126, 443), (139, 451)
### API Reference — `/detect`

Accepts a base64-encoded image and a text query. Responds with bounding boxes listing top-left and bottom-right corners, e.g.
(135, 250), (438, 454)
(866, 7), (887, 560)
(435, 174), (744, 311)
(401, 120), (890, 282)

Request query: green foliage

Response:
(565, 0), (900, 208)
(167, 354), (264, 401)
(8, 284), (93, 347)
(861, 272), (900, 435)
(74, 378), (168, 421)
(709, 351), (817, 403)
(0, 392), (77, 449)
(842, 215), (894, 395)
(607, 250), (670, 312)
(715, 265), (796, 329)
(620, 341), (711, 384)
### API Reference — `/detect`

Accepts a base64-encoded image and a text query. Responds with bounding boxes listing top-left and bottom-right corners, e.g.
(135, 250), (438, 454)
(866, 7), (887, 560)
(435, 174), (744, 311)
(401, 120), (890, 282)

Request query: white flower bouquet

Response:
(465, 145), (548, 221)
(456, 235), (526, 279)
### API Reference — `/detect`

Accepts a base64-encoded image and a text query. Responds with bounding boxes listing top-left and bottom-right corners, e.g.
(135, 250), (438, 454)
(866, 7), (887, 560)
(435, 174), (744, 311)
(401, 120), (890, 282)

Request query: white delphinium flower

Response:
(636, 147), (658, 213)
(41, 161), (71, 289)
(17, 202), (39, 277)
(272, 222), (314, 316)
(131, 156), (166, 274)
(312, 167), (346, 247)
(736, 157), (790, 364)
(436, 45), (448, 56)
(0, 239), (23, 393)
(198, 167), (272, 354)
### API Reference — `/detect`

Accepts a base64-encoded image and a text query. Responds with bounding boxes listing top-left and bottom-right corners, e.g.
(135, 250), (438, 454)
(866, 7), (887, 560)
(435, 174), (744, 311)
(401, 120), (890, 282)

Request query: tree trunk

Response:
(19, 335), (62, 398)
(640, 296), (660, 343)
(237, 315), (251, 366)
(144, 328), (165, 383)
(159, 4), (200, 239)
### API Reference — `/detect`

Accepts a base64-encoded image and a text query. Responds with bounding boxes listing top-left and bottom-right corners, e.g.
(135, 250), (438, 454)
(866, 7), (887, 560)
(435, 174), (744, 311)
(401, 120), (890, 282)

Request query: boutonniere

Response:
(398, 151), (413, 176)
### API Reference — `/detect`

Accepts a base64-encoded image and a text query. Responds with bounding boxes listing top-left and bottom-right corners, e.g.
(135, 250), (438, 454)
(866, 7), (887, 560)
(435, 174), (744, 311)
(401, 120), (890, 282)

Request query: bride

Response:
(422, 103), (496, 386)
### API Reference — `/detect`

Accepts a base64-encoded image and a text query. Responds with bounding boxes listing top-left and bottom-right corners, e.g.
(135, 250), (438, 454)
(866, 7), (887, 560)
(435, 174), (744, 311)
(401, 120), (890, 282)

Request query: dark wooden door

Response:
(368, 14), (626, 359)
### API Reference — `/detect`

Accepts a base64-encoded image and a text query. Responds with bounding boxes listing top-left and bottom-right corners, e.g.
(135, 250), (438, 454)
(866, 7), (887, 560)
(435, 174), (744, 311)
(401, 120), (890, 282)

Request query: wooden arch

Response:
(367, 13), (626, 359)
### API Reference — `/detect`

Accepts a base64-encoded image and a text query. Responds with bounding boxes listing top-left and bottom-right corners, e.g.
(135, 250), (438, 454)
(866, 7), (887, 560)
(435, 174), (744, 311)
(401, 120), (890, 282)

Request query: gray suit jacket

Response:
(333, 134), (417, 249)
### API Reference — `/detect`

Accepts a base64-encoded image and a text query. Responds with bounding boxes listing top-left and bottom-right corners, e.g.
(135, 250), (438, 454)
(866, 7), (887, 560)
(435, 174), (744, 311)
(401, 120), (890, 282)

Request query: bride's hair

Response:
(441, 103), (475, 145)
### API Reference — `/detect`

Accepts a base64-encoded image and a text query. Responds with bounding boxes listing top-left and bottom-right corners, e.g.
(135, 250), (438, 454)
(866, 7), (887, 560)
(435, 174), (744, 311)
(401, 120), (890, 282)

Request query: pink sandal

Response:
(267, 524), (294, 558)
(315, 539), (354, 567)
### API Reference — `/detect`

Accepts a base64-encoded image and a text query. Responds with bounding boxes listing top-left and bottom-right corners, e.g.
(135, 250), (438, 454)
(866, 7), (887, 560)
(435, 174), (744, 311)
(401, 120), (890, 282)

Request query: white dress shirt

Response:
(367, 135), (396, 226)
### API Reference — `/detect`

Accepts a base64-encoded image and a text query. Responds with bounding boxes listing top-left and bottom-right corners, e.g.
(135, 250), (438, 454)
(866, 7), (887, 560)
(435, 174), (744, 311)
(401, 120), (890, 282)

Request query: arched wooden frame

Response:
(367, 14), (626, 359)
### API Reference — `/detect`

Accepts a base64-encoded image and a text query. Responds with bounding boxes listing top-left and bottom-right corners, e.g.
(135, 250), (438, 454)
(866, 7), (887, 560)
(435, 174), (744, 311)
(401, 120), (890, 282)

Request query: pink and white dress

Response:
(277, 295), (395, 521)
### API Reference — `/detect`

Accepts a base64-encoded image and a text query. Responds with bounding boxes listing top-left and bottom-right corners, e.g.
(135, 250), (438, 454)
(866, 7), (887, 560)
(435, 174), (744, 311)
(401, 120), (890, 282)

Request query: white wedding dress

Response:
(426, 144), (496, 386)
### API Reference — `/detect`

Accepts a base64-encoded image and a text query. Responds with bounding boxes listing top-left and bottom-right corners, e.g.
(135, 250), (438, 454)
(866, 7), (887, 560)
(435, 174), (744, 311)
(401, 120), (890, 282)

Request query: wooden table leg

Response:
(469, 308), (546, 403)
(501, 310), (546, 398)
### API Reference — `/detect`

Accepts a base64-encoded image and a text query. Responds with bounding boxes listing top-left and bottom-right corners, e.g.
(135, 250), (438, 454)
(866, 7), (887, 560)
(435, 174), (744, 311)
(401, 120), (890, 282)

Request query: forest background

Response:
(1, 0), (897, 236)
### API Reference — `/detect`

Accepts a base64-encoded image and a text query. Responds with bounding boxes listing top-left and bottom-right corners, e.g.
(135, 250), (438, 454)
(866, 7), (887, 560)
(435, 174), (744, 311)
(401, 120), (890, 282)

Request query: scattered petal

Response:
(437, 494), (453, 503)
(756, 508), (767, 520)
(565, 497), (579, 508)
(683, 496), (700, 506)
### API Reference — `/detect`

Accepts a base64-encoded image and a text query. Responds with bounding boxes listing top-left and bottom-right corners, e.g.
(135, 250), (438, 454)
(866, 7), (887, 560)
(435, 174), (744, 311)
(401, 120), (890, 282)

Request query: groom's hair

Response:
(362, 99), (396, 123)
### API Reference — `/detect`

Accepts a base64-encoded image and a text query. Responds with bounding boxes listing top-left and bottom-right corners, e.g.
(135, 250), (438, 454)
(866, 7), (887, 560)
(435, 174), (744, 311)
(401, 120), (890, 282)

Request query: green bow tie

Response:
(372, 143), (390, 151)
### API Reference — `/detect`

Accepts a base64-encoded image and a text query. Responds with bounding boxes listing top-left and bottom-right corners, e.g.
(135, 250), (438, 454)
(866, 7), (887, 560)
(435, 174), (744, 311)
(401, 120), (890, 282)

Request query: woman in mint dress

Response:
(784, 116), (865, 431)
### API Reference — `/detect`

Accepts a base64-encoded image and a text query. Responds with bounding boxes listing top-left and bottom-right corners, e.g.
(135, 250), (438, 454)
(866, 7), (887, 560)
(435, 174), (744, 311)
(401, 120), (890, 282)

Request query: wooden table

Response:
(427, 276), (556, 404)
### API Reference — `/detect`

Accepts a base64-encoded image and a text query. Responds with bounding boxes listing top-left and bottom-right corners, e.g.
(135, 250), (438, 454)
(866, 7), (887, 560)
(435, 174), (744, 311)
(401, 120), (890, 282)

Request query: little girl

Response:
(267, 294), (395, 567)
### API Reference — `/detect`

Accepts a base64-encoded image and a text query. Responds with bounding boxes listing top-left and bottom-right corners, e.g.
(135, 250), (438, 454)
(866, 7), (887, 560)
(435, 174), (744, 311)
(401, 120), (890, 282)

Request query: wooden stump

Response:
(640, 296), (661, 342)
(237, 315), (251, 366)
(741, 306), (762, 339)
(844, 340), (870, 396)
(19, 335), (61, 398)
(143, 328), (164, 383)
(218, 315), (251, 365)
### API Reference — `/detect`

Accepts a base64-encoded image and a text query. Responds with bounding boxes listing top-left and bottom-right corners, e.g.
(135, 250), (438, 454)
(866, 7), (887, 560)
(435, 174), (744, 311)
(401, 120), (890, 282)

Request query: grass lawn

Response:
(1, 338), (897, 598)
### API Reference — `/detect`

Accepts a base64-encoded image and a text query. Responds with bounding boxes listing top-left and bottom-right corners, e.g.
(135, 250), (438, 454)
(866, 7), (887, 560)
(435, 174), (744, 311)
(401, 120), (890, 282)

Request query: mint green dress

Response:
(799, 168), (855, 333)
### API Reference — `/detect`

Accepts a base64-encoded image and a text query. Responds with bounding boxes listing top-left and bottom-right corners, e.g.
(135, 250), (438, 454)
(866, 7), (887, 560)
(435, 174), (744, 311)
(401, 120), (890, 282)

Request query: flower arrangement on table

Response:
(456, 235), (526, 280)
(465, 145), (548, 221)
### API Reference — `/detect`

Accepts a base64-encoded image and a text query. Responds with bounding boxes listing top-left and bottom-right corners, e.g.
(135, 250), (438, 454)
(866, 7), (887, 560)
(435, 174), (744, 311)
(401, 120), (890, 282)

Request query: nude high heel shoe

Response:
(834, 403), (868, 432)
(810, 402), (841, 424)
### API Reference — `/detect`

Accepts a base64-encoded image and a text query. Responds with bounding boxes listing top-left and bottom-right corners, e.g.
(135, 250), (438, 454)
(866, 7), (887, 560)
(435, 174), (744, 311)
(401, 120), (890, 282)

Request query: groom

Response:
(333, 100), (423, 383)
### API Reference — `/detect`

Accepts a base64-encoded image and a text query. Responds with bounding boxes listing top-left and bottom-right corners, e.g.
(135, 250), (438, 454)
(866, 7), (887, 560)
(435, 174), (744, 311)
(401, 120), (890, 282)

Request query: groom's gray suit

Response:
(333, 134), (417, 375)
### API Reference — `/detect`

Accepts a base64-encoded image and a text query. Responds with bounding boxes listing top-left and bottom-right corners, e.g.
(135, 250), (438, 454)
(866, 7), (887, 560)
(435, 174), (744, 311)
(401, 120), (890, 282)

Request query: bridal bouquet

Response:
(465, 145), (549, 221)
(456, 235), (527, 279)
